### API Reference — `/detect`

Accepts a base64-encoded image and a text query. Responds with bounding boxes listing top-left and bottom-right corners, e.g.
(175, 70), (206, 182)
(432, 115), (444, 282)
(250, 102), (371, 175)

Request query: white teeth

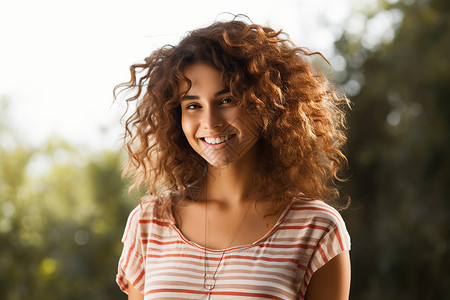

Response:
(204, 135), (233, 145)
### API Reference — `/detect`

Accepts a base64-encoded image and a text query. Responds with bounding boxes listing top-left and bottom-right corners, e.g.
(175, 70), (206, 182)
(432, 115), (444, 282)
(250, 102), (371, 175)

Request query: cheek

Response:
(181, 115), (195, 141)
(224, 108), (240, 122)
(235, 113), (260, 138)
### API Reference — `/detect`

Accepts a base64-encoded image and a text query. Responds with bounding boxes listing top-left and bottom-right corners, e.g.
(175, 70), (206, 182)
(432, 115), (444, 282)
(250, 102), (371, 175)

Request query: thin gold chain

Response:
(203, 185), (252, 299)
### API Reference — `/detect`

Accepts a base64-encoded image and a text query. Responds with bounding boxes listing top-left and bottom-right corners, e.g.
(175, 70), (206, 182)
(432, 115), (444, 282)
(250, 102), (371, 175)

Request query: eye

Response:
(220, 97), (234, 105)
(185, 103), (201, 110)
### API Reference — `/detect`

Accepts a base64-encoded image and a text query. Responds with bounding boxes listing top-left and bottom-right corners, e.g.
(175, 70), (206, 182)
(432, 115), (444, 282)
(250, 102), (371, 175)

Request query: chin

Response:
(203, 154), (236, 168)
(205, 159), (232, 168)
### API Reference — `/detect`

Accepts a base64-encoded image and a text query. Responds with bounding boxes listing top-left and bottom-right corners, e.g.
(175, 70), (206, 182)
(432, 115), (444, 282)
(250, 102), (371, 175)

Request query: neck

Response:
(204, 146), (258, 207)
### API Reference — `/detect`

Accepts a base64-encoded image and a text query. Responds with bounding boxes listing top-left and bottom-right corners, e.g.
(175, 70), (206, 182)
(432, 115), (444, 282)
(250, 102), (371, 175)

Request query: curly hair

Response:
(115, 19), (350, 210)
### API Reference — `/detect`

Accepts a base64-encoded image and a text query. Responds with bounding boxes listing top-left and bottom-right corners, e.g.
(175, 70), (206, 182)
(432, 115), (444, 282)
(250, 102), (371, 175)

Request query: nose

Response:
(202, 106), (223, 129)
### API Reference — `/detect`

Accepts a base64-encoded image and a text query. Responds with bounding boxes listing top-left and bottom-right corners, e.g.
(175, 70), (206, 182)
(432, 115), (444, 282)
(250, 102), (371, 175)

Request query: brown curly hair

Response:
(115, 19), (350, 210)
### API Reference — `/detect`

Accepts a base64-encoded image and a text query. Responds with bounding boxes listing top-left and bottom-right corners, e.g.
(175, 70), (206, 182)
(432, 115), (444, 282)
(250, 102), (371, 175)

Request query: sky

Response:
(0, 0), (355, 151)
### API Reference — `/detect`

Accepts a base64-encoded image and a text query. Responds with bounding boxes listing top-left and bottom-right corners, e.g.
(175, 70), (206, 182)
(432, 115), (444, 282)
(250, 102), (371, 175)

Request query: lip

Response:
(200, 134), (236, 150)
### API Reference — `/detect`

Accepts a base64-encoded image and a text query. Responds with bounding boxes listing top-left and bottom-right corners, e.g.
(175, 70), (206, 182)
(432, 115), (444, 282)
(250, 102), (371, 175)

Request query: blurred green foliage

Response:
(335, 0), (450, 298)
(0, 0), (449, 299)
(0, 97), (136, 299)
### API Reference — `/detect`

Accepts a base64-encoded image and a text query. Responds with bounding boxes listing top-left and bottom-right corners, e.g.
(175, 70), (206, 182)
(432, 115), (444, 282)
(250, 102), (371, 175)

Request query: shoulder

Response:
(125, 196), (159, 222)
(121, 196), (171, 241)
(289, 197), (347, 227)
(287, 197), (351, 250)
(283, 198), (351, 298)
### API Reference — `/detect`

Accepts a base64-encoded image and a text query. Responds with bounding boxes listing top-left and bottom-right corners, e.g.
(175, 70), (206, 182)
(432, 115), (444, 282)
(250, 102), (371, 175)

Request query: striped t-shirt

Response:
(116, 197), (351, 299)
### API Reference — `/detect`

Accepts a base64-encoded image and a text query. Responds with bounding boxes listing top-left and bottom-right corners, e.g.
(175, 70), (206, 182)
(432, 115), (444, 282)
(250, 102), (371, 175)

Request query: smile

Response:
(201, 134), (236, 145)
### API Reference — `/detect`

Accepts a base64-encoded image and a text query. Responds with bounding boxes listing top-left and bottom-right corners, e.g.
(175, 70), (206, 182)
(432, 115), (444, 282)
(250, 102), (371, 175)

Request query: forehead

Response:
(181, 63), (225, 94)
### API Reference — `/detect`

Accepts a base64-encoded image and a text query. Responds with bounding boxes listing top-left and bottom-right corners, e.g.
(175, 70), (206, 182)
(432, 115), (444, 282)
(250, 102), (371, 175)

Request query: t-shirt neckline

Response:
(167, 199), (296, 253)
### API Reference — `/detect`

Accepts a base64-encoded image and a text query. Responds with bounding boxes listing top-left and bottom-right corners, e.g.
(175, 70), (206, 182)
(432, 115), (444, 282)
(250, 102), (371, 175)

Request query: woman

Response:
(115, 19), (351, 300)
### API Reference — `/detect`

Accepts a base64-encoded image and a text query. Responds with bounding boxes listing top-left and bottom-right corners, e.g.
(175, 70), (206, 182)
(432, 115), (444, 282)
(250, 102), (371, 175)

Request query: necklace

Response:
(202, 188), (252, 299)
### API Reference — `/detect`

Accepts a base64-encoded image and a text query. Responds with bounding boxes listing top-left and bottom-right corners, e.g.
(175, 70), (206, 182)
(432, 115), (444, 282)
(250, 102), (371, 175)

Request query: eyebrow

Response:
(182, 88), (229, 100)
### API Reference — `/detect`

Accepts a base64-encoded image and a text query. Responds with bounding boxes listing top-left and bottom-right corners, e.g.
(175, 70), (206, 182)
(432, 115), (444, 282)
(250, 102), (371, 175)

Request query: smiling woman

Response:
(180, 63), (259, 168)
(114, 17), (351, 300)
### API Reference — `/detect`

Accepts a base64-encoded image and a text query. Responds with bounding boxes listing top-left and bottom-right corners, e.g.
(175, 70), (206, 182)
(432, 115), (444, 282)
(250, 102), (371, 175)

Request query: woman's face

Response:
(180, 63), (259, 167)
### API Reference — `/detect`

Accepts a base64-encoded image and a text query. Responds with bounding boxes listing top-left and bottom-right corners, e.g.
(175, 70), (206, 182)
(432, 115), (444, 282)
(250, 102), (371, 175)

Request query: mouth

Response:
(200, 134), (236, 145)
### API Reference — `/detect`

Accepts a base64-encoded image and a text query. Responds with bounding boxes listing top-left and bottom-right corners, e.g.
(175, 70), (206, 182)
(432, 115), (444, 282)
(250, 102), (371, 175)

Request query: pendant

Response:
(203, 274), (216, 291)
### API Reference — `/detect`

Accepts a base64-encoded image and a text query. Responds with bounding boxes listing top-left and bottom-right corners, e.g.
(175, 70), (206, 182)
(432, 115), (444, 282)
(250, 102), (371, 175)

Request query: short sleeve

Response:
(309, 207), (351, 274)
(116, 205), (146, 294)
(299, 203), (351, 297)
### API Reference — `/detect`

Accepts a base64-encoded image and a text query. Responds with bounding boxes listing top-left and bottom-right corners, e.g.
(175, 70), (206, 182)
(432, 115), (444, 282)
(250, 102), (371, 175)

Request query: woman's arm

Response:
(304, 251), (351, 300)
(127, 280), (144, 300)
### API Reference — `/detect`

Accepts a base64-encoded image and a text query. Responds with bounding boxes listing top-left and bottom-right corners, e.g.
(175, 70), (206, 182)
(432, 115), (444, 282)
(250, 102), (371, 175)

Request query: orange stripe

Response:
(278, 224), (329, 231)
(257, 243), (316, 249)
(225, 254), (299, 264)
(333, 225), (344, 250)
(291, 206), (341, 222)
(142, 239), (184, 245)
(146, 288), (208, 295)
(146, 253), (300, 264)
(317, 243), (329, 264)
(133, 269), (145, 286)
(147, 253), (207, 260)
(212, 291), (285, 299)
(299, 288), (305, 299)
(123, 238), (136, 271)
(139, 219), (170, 226)
(146, 288), (285, 299)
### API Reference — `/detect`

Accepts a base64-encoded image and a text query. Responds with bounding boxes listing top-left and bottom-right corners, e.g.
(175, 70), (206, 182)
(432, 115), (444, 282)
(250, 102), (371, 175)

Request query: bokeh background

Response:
(1, 0), (449, 299)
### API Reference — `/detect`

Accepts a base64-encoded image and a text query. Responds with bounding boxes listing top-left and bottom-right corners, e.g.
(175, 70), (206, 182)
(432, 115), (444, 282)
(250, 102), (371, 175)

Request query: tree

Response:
(0, 97), (138, 299)
(335, 0), (450, 298)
